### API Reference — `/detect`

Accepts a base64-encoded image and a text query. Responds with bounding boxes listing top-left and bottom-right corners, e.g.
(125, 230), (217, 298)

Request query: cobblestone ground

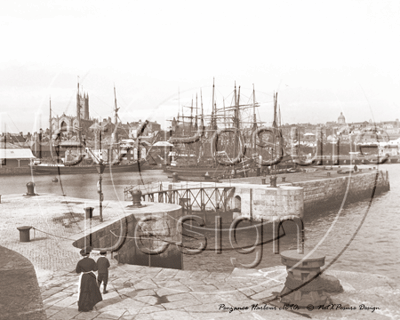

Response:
(39, 263), (400, 320)
(0, 194), (140, 272)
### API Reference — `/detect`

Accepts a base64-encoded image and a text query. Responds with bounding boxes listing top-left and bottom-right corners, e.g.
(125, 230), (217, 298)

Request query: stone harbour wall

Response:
(0, 166), (31, 175)
(291, 170), (390, 213)
(72, 203), (184, 269)
(230, 185), (304, 222)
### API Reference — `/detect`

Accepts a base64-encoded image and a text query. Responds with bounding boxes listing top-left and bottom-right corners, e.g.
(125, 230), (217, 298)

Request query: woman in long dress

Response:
(76, 247), (102, 312)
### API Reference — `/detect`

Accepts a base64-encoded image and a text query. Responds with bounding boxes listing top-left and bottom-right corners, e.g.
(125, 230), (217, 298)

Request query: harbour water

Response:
(0, 165), (399, 284)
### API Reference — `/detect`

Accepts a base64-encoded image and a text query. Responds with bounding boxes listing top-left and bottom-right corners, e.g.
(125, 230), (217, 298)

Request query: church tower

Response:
(84, 93), (89, 120)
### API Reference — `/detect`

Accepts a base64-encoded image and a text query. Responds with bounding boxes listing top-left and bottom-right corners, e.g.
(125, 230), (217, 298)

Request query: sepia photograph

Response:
(0, 1), (399, 319)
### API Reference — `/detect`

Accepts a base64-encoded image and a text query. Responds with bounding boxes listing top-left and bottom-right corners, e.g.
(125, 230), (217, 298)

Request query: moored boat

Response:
(31, 159), (147, 175)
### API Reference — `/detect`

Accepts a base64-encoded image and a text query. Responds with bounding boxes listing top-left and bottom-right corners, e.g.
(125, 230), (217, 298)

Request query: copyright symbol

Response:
(306, 304), (314, 311)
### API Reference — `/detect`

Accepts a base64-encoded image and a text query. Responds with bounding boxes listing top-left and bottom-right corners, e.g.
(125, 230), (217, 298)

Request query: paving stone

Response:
(139, 305), (166, 314)
(53, 296), (78, 308)
(48, 308), (80, 320)
(98, 307), (128, 319)
(151, 309), (196, 320)
(41, 286), (65, 298)
(187, 284), (219, 293)
(189, 311), (232, 319)
(132, 314), (154, 320)
(188, 270), (211, 280)
(162, 298), (203, 310)
(116, 287), (137, 297)
(173, 270), (193, 279)
(45, 306), (64, 318)
(155, 280), (184, 288)
(134, 279), (158, 290)
(184, 303), (227, 313)
(211, 283), (237, 293)
(73, 311), (101, 319)
(189, 292), (219, 302)
(250, 289), (276, 301)
(63, 285), (78, 294)
(166, 292), (199, 302)
(156, 286), (191, 297)
(176, 278), (203, 286)
(154, 268), (179, 279)
(133, 295), (159, 305)
(43, 291), (73, 307)
(237, 287), (256, 297)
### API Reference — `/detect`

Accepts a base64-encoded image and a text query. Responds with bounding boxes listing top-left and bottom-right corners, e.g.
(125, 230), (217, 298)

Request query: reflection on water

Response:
(1, 165), (399, 283)
(0, 170), (168, 200)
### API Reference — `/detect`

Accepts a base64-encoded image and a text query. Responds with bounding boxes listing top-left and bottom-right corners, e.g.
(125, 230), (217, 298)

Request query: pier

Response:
(0, 166), (396, 319)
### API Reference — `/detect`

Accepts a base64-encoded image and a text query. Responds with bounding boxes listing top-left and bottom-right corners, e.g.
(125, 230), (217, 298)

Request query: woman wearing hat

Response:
(76, 247), (102, 312)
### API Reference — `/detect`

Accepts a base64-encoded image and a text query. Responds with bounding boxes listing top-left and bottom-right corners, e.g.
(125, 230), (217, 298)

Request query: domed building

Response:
(338, 112), (346, 125)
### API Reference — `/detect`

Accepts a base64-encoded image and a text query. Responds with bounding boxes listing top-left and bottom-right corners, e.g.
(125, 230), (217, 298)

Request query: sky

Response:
(0, 0), (399, 133)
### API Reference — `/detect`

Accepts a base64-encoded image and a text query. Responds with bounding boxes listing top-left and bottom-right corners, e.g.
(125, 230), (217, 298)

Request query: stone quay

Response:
(0, 166), (397, 319)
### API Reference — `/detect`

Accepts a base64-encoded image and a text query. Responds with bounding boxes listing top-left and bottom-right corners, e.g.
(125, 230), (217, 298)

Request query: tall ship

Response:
(162, 80), (292, 180)
(31, 84), (148, 175)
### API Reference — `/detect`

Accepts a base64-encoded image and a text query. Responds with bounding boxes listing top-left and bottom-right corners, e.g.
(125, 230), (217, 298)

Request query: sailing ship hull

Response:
(31, 161), (148, 175)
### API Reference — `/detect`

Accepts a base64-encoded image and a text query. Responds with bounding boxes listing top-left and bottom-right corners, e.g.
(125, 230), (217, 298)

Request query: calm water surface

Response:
(1, 166), (399, 283)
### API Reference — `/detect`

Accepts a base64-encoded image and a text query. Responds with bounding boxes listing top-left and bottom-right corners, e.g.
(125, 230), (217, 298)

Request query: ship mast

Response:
(233, 83), (241, 156)
(190, 97), (193, 134)
(223, 98), (226, 128)
(272, 92), (278, 173)
(195, 93), (198, 131)
(113, 85), (119, 144)
(252, 84), (257, 151)
(211, 78), (217, 131)
(49, 97), (52, 139)
(273, 92), (278, 129)
(49, 97), (54, 160)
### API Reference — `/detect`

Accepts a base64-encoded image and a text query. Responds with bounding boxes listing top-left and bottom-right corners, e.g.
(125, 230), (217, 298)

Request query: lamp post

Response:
(96, 160), (106, 222)
(90, 120), (108, 222)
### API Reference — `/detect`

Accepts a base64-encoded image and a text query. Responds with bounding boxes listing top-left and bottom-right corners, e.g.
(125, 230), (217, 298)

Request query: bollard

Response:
(270, 176), (277, 188)
(168, 184), (173, 203)
(278, 250), (328, 307)
(282, 177), (286, 182)
(84, 207), (94, 219)
(172, 172), (179, 183)
(261, 178), (266, 185)
(130, 189), (142, 207)
(26, 182), (36, 196)
(17, 226), (32, 242)
(179, 198), (192, 215)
